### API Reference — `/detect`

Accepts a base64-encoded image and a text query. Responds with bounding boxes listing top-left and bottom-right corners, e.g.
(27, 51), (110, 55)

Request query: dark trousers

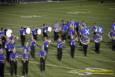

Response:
(95, 42), (100, 54)
(40, 58), (45, 72)
(75, 26), (79, 33)
(83, 44), (88, 56)
(68, 35), (71, 40)
(44, 47), (48, 59)
(20, 35), (25, 46)
(54, 31), (59, 41)
(62, 33), (67, 41)
(43, 32), (48, 38)
(0, 62), (4, 77)
(22, 61), (29, 76)
(70, 45), (75, 58)
(2, 41), (5, 49)
(33, 34), (37, 40)
(6, 49), (12, 63)
(6, 48), (9, 62)
(30, 46), (35, 58)
(44, 47), (48, 54)
(112, 40), (115, 51)
(76, 27), (80, 38)
(0, 45), (2, 49)
(10, 61), (17, 76)
(1, 36), (6, 49)
(57, 48), (62, 61)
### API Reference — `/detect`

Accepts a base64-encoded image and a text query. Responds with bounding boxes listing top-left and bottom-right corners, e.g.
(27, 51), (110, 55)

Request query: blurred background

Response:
(0, 0), (115, 4)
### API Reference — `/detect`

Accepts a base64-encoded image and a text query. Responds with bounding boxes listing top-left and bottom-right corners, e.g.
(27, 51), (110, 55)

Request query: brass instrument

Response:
(80, 36), (90, 45)
(94, 34), (102, 43)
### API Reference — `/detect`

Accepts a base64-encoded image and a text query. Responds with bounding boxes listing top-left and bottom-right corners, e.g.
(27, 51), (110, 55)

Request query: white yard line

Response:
(20, 15), (42, 18)
(67, 11), (90, 15)
(30, 61), (76, 70)
(67, 67), (115, 76)
(109, 8), (115, 10)
(5, 73), (21, 77)
(4, 60), (115, 76)
(30, 61), (115, 76)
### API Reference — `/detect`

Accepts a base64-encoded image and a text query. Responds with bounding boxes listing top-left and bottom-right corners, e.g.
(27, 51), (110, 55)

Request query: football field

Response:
(0, 0), (115, 77)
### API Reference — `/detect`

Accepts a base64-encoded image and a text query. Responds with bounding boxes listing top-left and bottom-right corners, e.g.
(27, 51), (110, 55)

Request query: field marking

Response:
(30, 61), (115, 76)
(0, 11), (43, 19)
(109, 8), (115, 10)
(0, 11), (20, 17)
(68, 67), (114, 76)
(67, 11), (90, 15)
(30, 61), (76, 70)
(20, 15), (42, 18)
(4, 61), (115, 76)
(5, 73), (21, 77)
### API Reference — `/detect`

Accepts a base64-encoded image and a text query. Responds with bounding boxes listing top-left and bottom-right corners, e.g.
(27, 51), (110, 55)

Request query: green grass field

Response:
(0, 1), (115, 77)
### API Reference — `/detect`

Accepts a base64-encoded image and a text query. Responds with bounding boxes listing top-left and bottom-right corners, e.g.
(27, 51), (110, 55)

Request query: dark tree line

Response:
(0, 0), (19, 3)
(0, 0), (115, 4)
(0, 0), (47, 3)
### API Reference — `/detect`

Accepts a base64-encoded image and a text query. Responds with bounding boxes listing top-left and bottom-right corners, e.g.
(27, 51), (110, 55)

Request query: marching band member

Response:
(80, 35), (90, 56)
(111, 22), (115, 51)
(0, 48), (5, 77)
(23, 42), (30, 53)
(109, 30), (115, 51)
(19, 27), (26, 46)
(0, 28), (6, 49)
(43, 37), (49, 54)
(10, 48), (18, 76)
(68, 28), (75, 40)
(79, 27), (89, 44)
(5, 40), (9, 62)
(53, 22), (59, 41)
(74, 22), (79, 34)
(69, 36), (76, 58)
(93, 26), (103, 53)
(79, 26), (90, 56)
(57, 37), (63, 61)
(108, 23), (115, 51)
(0, 28), (4, 39)
(29, 37), (36, 59)
(42, 24), (48, 38)
(91, 24), (98, 35)
(61, 24), (68, 41)
(0, 39), (2, 49)
(8, 33), (16, 44)
(38, 46), (46, 72)
(93, 33), (103, 54)
(72, 22), (79, 41)
(5, 39), (15, 63)
(22, 48), (30, 77)
(32, 28), (37, 40)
